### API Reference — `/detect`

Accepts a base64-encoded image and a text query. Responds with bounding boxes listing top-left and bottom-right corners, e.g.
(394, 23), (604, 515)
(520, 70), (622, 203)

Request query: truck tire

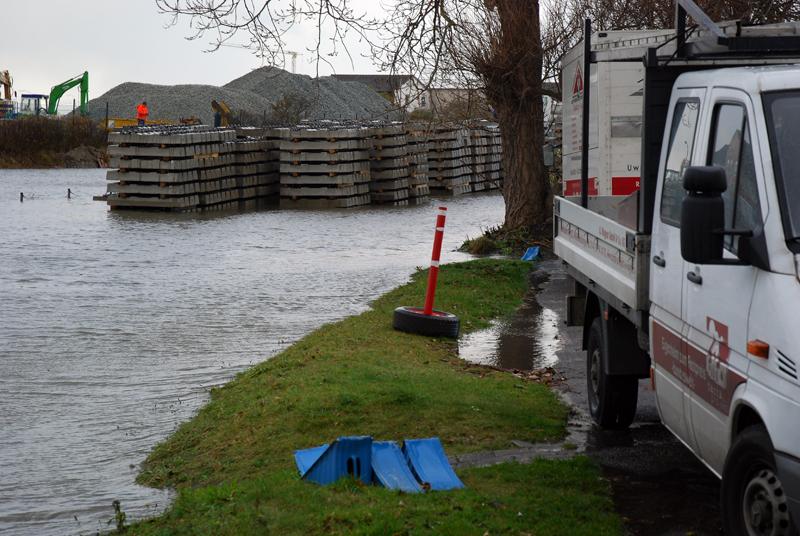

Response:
(393, 306), (460, 338)
(586, 317), (638, 429)
(722, 424), (798, 536)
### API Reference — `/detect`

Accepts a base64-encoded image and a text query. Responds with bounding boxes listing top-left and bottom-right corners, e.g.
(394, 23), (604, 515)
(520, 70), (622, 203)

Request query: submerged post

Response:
(581, 18), (592, 209)
(423, 206), (447, 316)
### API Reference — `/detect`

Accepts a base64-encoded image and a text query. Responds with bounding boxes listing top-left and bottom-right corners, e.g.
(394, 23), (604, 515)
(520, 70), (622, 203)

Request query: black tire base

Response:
(393, 306), (460, 338)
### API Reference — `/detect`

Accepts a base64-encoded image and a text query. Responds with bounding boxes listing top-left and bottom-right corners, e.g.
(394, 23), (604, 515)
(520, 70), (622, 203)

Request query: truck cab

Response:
(652, 66), (800, 535)
(19, 94), (49, 116)
(553, 6), (800, 533)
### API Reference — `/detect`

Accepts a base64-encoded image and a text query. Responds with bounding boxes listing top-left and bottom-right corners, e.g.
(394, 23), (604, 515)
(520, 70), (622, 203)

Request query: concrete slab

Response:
(370, 179), (410, 192)
(280, 162), (369, 174)
(279, 194), (371, 209)
(280, 151), (369, 164)
(279, 139), (367, 152)
(280, 184), (370, 198)
(280, 174), (367, 186)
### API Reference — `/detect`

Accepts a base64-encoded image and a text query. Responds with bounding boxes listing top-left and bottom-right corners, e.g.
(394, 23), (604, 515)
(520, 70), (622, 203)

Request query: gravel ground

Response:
(87, 67), (399, 125)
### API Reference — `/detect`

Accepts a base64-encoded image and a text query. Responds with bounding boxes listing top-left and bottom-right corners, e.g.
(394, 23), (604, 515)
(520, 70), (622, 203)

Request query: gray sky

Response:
(5, 0), (379, 113)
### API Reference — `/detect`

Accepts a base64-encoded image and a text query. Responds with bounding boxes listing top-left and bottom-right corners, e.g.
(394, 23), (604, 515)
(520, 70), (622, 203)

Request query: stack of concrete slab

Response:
(101, 122), (504, 211)
(367, 124), (410, 206)
(405, 125), (430, 204)
(484, 126), (504, 190)
(105, 126), (241, 211)
(426, 126), (471, 196)
(231, 138), (281, 210)
(467, 127), (491, 192)
(279, 126), (372, 209)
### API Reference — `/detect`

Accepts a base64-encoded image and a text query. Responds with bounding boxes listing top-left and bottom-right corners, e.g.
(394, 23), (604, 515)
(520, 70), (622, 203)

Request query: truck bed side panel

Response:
(554, 197), (640, 311)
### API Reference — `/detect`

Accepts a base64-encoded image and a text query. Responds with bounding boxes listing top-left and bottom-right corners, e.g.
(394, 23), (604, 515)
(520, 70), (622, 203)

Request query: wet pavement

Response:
(459, 259), (723, 536)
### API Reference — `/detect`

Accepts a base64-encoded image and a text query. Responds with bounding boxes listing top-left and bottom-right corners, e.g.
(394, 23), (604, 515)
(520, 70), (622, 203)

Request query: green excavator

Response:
(48, 71), (89, 115)
(19, 71), (89, 117)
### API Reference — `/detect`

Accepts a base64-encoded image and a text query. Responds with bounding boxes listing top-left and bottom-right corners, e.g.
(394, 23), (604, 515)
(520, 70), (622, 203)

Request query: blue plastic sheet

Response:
(295, 436), (464, 492)
(294, 444), (328, 476)
(521, 246), (540, 261)
(403, 438), (465, 491)
(297, 436), (373, 485)
(371, 441), (423, 493)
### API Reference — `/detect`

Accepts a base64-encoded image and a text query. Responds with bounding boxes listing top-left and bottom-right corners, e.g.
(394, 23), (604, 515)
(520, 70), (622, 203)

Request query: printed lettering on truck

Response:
(652, 318), (745, 415)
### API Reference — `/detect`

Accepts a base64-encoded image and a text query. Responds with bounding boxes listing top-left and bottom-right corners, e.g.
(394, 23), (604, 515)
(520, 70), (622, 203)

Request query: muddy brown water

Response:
(0, 169), (505, 535)
(458, 288), (561, 371)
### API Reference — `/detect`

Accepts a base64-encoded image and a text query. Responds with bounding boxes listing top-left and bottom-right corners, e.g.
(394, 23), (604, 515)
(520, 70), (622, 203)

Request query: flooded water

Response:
(458, 289), (561, 371)
(0, 169), (505, 536)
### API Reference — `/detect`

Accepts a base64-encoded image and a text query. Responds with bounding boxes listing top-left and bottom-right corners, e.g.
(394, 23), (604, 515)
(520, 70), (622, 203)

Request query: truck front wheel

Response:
(586, 317), (638, 429)
(722, 424), (797, 536)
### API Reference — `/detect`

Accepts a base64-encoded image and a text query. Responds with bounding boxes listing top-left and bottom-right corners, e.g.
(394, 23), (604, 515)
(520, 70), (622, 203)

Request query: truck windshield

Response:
(764, 91), (800, 243)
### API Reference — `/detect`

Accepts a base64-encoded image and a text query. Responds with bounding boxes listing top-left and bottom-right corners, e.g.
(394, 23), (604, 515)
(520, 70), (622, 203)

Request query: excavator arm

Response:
(0, 70), (12, 100)
(211, 99), (232, 126)
(47, 71), (89, 115)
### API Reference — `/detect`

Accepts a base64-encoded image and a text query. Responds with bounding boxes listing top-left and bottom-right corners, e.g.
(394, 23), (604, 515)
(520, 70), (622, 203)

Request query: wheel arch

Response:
(731, 401), (766, 443)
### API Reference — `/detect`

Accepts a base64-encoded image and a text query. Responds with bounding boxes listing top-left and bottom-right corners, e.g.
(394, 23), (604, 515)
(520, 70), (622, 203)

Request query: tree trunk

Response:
(482, 0), (549, 230)
(494, 91), (549, 229)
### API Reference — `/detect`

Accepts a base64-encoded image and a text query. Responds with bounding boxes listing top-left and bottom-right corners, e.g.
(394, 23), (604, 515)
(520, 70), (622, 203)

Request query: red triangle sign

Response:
(573, 65), (583, 96)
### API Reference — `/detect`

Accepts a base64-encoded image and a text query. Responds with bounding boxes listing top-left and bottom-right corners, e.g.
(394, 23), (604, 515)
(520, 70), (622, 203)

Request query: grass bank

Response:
(130, 259), (620, 535)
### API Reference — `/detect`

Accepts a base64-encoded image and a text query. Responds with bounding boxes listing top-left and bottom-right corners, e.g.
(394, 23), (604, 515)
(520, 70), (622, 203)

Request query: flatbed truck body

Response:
(553, 4), (800, 533)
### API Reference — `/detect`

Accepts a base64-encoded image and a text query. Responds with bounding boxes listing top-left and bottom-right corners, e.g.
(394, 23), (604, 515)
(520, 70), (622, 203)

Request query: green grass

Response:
(129, 259), (620, 534)
(133, 459), (619, 535)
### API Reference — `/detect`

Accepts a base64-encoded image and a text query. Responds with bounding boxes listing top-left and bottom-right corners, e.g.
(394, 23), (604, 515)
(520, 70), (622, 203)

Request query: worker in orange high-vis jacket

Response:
(136, 101), (149, 126)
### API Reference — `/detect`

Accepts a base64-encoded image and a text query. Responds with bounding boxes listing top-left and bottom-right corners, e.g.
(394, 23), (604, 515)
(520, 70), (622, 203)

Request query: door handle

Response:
(687, 271), (703, 285)
(653, 255), (666, 267)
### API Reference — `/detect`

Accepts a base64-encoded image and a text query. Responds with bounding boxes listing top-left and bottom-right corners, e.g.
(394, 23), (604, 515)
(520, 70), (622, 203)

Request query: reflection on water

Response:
(458, 291), (561, 371)
(0, 169), (505, 535)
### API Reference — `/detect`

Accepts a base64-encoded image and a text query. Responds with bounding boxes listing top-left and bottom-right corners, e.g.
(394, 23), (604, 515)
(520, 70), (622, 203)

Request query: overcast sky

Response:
(5, 1), (379, 111)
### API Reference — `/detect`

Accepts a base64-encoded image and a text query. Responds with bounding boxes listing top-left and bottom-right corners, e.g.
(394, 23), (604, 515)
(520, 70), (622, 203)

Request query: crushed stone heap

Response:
(86, 67), (400, 125)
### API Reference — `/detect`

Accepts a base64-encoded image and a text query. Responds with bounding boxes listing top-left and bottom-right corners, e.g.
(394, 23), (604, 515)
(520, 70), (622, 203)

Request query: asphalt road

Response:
(535, 259), (723, 536)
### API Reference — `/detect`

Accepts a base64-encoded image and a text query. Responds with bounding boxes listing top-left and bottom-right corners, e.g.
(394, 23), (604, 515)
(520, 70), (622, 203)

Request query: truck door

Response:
(683, 90), (764, 474)
(650, 89), (704, 449)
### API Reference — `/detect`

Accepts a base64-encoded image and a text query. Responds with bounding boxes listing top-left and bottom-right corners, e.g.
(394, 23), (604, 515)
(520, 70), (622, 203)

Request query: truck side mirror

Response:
(680, 166), (726, 264)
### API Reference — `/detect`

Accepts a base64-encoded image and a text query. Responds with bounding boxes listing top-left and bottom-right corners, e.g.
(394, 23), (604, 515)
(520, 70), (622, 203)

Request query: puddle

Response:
(458, 291), (562, 371)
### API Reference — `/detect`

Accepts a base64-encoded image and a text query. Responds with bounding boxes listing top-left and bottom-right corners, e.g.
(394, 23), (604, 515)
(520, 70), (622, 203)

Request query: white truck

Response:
(554, 3), (800, 534)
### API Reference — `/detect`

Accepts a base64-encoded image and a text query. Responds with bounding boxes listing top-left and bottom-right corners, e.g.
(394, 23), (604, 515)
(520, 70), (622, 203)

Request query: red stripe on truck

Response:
(651, 320), (745, 416)
(564, 178), (597, 196)
(611, 176), (640, 195)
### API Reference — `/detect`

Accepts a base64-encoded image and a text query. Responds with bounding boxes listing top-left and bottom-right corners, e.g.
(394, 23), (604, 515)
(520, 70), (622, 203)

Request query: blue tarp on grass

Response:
(294, 436), (461, 492)
(371, 441), (423, 493)
(403, 438), (465, 491)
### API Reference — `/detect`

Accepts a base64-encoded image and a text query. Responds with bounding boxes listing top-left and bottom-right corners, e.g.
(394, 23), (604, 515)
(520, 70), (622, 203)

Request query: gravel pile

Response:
(86, 67), (399, 125)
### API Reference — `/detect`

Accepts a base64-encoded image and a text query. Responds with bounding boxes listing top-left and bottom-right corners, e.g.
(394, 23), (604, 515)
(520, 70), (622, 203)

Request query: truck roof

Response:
(675, 64), (800, 93)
